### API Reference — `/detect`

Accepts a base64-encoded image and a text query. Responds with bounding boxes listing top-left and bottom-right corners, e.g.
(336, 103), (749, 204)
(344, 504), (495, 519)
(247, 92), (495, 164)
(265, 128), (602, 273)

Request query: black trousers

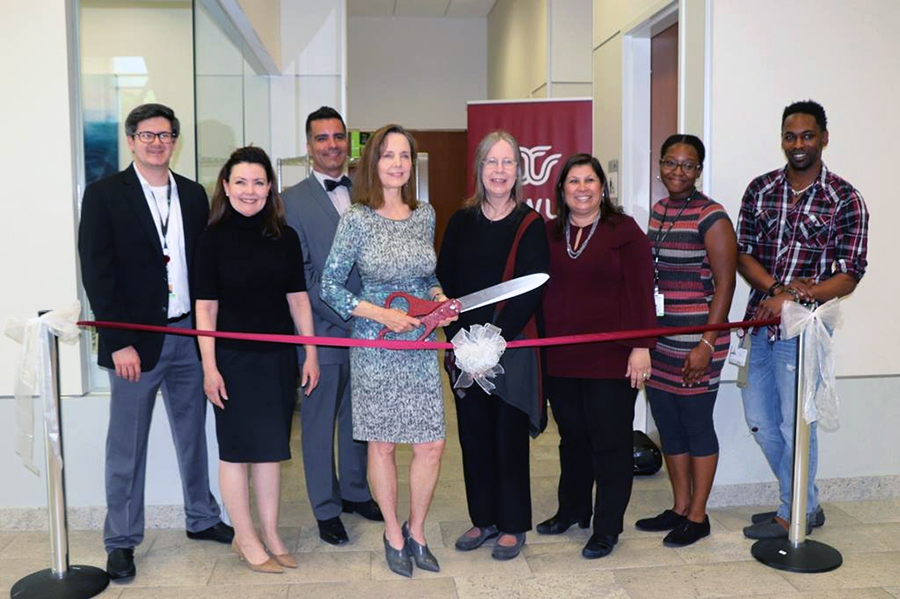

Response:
(547, 377), (637, 536)
(455, 385), (532, 534)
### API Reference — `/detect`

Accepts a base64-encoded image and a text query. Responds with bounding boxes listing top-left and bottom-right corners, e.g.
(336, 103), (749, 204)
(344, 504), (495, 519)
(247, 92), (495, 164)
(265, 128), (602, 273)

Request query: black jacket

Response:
(78, 164), (209, 370)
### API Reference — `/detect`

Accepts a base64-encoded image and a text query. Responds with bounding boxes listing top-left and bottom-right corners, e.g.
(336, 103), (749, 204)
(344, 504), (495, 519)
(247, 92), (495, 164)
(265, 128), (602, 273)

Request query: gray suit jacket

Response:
(283, 174), (361, 365)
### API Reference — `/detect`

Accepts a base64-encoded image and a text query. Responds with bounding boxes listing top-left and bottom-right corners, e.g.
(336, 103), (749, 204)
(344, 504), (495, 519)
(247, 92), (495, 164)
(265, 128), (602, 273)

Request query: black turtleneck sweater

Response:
(195, 211), (306, 351)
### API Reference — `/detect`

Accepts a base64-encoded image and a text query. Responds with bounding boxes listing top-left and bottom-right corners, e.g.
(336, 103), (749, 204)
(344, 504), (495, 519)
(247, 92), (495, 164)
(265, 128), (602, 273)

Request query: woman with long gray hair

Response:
(436, 130), (549, 561)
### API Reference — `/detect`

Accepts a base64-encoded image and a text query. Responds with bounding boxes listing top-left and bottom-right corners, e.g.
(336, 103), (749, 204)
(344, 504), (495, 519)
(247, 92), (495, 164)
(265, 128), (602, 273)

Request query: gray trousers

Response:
(300, 362), (370, 520)
(104, 318), (221, 551)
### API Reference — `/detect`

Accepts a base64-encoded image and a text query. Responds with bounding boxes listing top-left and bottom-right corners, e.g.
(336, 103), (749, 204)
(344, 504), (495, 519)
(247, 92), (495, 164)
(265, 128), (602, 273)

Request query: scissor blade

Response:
(457, 273), (549, 313)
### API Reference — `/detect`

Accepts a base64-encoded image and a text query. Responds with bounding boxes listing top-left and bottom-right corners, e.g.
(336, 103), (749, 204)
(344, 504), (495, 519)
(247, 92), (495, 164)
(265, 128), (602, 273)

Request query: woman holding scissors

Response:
(436, 130), (549, 561)
(321, 124), (456, 578)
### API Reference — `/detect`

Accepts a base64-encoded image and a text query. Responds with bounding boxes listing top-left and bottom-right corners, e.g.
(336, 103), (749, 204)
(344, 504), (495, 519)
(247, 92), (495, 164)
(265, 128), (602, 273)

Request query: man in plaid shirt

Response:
(736, 100), (869, 540)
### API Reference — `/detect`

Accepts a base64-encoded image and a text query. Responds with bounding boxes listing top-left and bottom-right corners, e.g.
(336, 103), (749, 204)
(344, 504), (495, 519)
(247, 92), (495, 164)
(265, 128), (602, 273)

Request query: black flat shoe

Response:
(402, 522), (440, 572)
(454, 524), (499, 551)
(535, 513), (591, 535)
(491, 532), (526, 560)
(582, 533), (618, 559)
(342, 498), (384, 522)
(383, 533), (412, 578)
(663, 516), (710, 547)
(635, 509), (687, 532)
(186, 521), (235, 543)
(106, 547), (136, 581)
(317, 516), (349, 545)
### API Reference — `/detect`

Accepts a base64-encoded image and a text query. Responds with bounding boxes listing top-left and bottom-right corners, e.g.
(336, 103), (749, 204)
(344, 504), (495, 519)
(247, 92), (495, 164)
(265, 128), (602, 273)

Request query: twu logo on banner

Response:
(519, 145), (561, 219)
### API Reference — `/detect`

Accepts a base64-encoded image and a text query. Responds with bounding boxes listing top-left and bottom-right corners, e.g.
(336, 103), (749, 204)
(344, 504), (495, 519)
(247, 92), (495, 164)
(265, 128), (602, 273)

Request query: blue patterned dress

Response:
(321, 203), (445, 443)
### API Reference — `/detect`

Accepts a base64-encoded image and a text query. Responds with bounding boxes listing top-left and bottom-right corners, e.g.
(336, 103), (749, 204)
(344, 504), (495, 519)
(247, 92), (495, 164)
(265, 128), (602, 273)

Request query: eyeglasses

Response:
(133, 131), (177, 144)
(483, 157), (517, 170)
(659, 159), (700, 174)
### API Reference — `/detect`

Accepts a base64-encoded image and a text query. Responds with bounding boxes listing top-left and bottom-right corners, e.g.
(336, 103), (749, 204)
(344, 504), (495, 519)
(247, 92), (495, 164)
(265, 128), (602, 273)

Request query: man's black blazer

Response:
(78, 164), (209, 370)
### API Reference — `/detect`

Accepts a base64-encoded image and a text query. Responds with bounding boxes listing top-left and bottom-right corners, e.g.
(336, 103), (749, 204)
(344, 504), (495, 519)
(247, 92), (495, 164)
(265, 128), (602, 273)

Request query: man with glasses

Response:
(736, 100), (869, 539)
(79, 103), (232, 582)
(282, 106), (382, 547)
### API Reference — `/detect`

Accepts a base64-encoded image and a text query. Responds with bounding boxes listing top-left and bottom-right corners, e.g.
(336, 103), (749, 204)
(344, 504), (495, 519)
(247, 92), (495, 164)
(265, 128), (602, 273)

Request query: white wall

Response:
(269, 0), (344, 161)
(347, 16), (487, 130)
(548, 0), (592, 97)
(487, 0), (547, 99)
(708, 0), (897, 378)
(2, 1), (84, 398)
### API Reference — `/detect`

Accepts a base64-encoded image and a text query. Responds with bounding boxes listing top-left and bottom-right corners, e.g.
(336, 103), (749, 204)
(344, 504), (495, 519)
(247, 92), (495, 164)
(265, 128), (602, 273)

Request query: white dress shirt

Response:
(312, 169), (352, 216)
(134, 166), (190, 318)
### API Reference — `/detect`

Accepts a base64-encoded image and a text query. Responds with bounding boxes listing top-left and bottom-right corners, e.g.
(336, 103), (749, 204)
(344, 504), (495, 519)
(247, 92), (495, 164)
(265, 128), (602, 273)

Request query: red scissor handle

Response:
(377, 292), (462, 341)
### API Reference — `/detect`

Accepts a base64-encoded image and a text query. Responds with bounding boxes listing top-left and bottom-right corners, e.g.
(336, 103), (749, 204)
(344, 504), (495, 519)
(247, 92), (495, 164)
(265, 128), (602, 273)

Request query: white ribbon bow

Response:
(450, 323), (507, 395)
(779, 298), (843, 431)
(5, 302), (82, 475)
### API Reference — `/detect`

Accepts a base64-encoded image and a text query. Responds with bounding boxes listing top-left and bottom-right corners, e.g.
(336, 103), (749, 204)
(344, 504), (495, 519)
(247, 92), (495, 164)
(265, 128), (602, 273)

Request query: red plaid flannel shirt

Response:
(736, 164), (869, 340)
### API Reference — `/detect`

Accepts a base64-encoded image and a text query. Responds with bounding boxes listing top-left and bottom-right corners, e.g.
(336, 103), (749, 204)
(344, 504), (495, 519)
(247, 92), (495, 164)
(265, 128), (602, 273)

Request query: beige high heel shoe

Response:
(265, 547), (297, 569)
(232, 539), (283, 574)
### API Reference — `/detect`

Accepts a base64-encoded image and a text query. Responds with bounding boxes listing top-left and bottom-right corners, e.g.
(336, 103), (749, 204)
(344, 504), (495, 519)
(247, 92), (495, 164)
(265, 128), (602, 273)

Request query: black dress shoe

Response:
(186, 522), (235, 543)
(106, 547), (136, 581)
(535, 513), (591, 535)
(342, 498), (384, 522)
(663, 516), (710, 547)
(635, 509), (687, 532)
(751, 505), (825, 527)
(582, 533), (618, 559)
(317, 516), (349, 545)
(402, 521), (440, 572)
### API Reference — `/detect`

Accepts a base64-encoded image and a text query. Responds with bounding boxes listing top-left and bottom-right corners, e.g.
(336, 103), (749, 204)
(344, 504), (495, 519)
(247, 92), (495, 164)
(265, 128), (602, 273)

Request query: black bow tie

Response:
(324, 176), (352, 192)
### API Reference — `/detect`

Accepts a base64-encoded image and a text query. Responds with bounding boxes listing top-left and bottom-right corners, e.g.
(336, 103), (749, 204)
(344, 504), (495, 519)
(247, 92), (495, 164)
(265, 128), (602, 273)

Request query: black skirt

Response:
(214, 346), (298, 463)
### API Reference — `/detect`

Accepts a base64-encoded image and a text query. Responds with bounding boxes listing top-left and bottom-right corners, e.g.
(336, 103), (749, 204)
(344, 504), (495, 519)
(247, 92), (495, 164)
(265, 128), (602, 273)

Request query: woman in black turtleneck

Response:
(195, 146), (319, 574)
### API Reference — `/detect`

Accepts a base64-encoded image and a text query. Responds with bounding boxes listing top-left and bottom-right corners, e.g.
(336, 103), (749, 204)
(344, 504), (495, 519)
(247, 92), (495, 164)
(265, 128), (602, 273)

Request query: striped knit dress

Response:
(645, 193), (731, 395)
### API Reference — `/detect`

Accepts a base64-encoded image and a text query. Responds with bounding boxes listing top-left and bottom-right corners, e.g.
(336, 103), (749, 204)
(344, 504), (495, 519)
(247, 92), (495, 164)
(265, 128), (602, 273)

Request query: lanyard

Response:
(652, 190), (696, 283)
(150, 178), (173, 255)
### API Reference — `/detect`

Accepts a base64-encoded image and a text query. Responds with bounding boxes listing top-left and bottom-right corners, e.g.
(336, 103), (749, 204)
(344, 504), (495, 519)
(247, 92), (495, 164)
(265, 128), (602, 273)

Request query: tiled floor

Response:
(3, 389), (899, 598)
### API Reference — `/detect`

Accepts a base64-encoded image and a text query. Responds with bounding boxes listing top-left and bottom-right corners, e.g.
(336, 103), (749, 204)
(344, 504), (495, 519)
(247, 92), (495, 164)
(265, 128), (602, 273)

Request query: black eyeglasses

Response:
(133, 131), (177, 144)
(659, 159), (700, 174)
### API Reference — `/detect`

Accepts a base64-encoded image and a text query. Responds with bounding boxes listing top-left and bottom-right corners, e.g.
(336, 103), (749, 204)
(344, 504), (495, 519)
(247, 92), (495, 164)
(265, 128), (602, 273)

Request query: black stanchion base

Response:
(751, 538), (843, 573)
(10, 565), (109, 599)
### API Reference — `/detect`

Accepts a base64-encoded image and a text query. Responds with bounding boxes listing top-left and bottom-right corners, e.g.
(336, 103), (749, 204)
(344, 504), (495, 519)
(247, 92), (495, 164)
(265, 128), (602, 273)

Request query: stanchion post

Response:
(10, 313), (109, 598)
(44, 325), (70, 575)
(750, 328), (842, 573)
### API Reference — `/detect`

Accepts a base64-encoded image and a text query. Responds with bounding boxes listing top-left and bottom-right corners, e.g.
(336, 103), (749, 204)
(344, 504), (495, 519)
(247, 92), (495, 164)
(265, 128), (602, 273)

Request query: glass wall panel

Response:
(79, 0), (195, 390)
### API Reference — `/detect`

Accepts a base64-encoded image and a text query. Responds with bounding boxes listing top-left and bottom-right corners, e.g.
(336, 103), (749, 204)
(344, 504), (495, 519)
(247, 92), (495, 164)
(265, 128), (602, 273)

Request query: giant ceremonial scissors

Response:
(378, 273), (549, 341)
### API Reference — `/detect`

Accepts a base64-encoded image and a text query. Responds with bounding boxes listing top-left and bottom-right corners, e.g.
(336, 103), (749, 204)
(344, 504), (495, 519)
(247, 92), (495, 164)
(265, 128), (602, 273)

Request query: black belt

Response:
(167, 312), (191, 324)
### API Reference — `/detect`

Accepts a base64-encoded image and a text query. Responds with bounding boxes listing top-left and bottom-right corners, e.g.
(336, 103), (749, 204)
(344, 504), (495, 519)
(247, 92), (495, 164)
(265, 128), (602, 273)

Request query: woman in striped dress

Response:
(636, 135), (737, 547)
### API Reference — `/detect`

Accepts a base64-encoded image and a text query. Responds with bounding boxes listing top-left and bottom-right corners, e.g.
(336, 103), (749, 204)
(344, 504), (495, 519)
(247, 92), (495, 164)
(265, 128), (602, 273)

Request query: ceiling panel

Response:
(347, 0), (496, 18)
(445, 0), (496, 18)
(394, 0), (449, 18)
(347, 0), (395, 18)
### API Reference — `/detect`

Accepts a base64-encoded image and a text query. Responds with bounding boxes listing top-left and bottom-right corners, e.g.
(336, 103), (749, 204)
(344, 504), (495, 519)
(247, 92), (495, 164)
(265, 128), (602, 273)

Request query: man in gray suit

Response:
(282, 106), (382, 545)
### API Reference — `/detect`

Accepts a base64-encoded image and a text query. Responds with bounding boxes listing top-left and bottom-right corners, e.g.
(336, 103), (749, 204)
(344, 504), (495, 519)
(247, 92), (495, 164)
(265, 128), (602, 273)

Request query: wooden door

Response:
(408, 130), (468, 252)
(650, 23), (678, 205)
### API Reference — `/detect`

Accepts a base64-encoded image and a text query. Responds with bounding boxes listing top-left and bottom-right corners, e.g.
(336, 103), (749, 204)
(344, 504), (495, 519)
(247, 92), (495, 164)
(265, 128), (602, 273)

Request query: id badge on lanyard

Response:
(654, 284), (665, 317)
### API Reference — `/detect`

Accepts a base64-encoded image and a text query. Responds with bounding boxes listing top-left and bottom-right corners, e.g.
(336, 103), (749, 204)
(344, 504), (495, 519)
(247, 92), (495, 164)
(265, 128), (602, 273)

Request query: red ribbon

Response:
(78, 318), (780, 350)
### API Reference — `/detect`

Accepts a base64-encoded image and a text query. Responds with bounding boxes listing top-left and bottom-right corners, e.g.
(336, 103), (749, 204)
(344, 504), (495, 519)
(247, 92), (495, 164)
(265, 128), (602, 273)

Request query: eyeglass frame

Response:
(659, 159), (701, 175)
(132, 130), (178, 144)
(482, 157), (518, 170)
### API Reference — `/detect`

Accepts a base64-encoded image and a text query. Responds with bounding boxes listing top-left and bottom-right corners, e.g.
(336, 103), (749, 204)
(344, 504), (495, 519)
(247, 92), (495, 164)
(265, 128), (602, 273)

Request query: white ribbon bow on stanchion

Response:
(450, 323), (507, 394)
(780, 298), (843, 432)
(4, 302), (82, 475)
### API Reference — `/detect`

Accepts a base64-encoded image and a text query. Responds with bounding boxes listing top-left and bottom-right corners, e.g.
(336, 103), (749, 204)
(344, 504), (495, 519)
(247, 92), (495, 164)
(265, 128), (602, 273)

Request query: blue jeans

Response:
(741, 329), (819, 521)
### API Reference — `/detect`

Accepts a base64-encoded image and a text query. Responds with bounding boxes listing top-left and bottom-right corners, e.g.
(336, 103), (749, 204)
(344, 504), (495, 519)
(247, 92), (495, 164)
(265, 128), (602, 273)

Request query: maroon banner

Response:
(467, 99), (592, 220)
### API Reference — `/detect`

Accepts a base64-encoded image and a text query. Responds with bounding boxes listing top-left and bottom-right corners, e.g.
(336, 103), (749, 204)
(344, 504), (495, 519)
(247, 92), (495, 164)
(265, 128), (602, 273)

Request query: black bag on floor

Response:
(633, 430), (662, 475)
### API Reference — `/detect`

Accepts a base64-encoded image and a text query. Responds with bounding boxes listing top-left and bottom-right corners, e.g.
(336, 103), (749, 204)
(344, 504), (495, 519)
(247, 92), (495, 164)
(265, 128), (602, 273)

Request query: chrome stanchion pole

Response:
(11, 316), (109, 598)
(751, 329), (842, 573)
